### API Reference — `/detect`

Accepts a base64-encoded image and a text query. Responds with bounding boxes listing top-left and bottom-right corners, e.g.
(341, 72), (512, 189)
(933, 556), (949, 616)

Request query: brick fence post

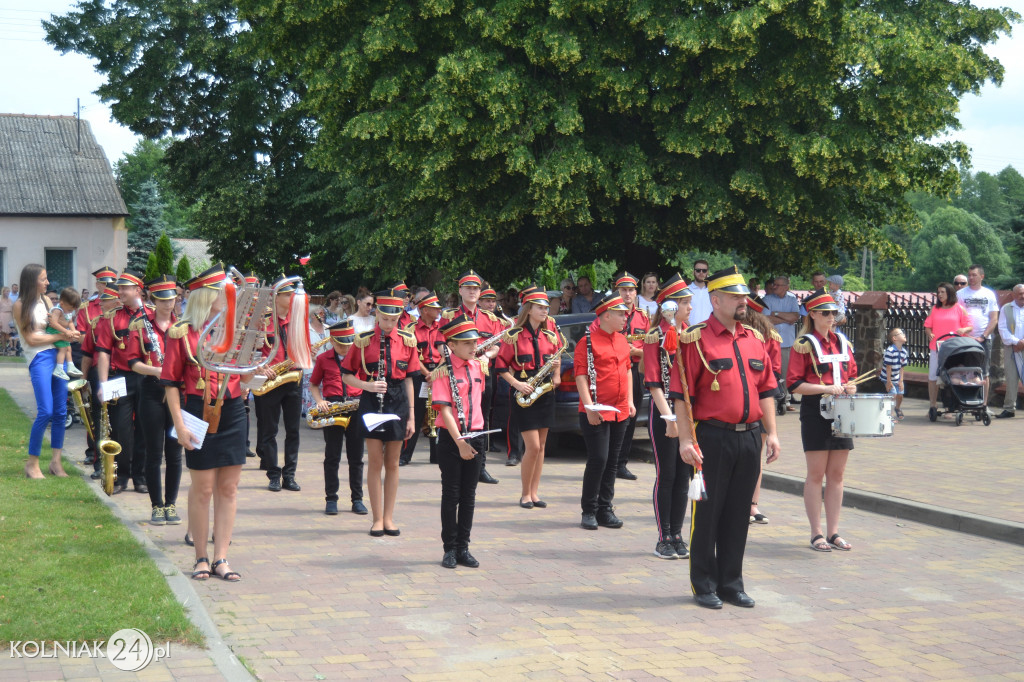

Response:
(849, 292), (887, 382)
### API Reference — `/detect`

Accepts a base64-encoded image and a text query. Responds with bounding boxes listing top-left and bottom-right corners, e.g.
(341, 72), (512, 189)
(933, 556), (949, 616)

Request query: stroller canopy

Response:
(937, 335), (986, 369)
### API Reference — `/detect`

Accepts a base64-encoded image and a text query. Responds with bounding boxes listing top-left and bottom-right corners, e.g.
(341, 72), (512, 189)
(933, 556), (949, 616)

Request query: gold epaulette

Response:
(479, 357), (489, 377)
(145, 303), (155, 311)
(483, 310), (502, 324)
(502, 327), (523, 344)
(441, 309), (456, 320)
(129, 318), (145, 332)
(679, 323), (705, 344)
(792, 335), (813, 354)
(427, 364), (450, 382)
(769, 328), (782, 343)
(742, 324), (765, 343)
(102, 307), (121, 320)
(353, 330), (373, 349)
(637, 308), (650, 322)
(541, 328), (559, 344)
(397, 328), (417, 347)
(90, 316), (102, 330)
(168, 321), (190, 339)
(78, 301), (89, 310)
(642, 330), (661, 344)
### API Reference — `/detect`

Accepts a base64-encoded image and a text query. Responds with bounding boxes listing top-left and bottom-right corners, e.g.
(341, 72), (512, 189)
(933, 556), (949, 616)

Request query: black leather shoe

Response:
(456, 549), (479, 568)
(134, 482), (148, 494)
(83, 455), (95, 465)
(616, 465), (638, 481)
(441, 550), (457, 568)
(90, 470), (103, 480)
(268, 478), (282, 492)
(596, 512), (623, 528)
(694, 592), (723, 609)
(720, 591), (755, 608)
(996, 410), (1015, 419)
(505, 456), (520, 467)
(580, 513), (599, 530)
(282, 479), (301, 491)
(325, 500), (338, 515)
(383, 527), (401, 537)
(111, 482), (128, 495)
(246, 449), (256, 458)
(479, 468), (498, 484)
(369, 528), (385, 537)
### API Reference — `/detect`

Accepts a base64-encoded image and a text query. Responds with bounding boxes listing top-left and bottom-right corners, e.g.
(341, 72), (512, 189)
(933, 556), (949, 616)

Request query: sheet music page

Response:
(170, 411), (210, 449)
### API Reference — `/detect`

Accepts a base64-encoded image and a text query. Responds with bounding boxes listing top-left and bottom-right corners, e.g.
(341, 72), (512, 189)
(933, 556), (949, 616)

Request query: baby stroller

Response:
(930, 334), (991, 426)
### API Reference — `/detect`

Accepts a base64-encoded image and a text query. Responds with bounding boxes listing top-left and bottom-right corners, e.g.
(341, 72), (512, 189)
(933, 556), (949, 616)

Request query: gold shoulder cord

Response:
(693, 337), (721, 391)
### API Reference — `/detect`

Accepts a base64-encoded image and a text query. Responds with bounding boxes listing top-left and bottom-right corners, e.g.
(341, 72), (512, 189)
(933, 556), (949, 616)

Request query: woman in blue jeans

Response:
(13, 264), (78, 479)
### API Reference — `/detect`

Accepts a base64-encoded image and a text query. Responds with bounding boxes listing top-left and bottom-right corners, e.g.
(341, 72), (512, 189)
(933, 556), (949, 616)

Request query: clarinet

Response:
(660, 328), (672, 411)
(376, 327), (387, 413)
(138, 308), (164, 365)
(586, 327), (597, 404)
(441, 344), (465, 433)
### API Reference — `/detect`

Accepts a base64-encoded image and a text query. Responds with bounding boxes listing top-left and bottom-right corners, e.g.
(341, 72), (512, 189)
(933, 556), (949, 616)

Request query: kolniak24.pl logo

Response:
(10, 629), (171, 671)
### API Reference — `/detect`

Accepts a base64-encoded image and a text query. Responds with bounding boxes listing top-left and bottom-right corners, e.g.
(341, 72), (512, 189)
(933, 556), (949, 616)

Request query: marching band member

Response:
(787, 288), (858, 553)
(575, 293), (634, 530)
(161, 264), (248, 582)
(431, 315), (487, 568)
(77, 269), (116, 471)
(256, 277), (303, 492)
(497, 290), (564, 509)
(673, 266), (780, 609)
(94, 270), (148, 494)
(129, 275), (183, 526)
(642, 274), (693, 559)
(388, 281), (415, 329)
(309, 320), (367, 516)
(743, 294), (783, 526)
(614, 272), (649, 481)
(341, 289), (420, 537)
(399, 291), (444, 466)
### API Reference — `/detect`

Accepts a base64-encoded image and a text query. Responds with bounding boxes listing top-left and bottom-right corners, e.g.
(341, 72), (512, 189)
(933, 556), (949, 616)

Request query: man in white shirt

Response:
(996, 284), (1024, 418)
(957, 264), (999, 406)
(764, 276), (800, 410)
(686, 260), (712, 324)
(8, 283), (18, 302)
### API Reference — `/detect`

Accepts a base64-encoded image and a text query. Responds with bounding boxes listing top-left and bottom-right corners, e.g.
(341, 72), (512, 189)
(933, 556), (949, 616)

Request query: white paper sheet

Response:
(457, 429), (501, 440)
(585, 404), (620, 413)
(100, 377), (127, 402)
(363, 413), (400, 431)
(169, 410), (210, 449)
(418, 381), (430, 398)
(660, 414), (677, 422)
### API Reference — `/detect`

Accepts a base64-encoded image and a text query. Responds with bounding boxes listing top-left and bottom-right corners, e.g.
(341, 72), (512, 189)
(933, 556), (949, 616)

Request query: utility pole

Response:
(76, 98), (81, 153)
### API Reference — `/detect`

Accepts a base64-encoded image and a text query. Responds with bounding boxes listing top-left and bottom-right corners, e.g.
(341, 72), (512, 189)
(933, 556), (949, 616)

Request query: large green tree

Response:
(126, 180), (167, 271)
(238, 0), (1015, 284)
(907, 206), (1011, 289)
(114, 138), (197, 237)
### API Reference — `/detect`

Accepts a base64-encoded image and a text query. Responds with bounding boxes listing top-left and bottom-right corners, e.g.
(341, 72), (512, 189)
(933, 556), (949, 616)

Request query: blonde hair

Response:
(181, 287), (220, 329)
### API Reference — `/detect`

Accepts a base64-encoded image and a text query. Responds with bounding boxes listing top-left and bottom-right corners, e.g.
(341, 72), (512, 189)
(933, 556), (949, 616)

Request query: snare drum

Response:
(818, 394), (894, 437)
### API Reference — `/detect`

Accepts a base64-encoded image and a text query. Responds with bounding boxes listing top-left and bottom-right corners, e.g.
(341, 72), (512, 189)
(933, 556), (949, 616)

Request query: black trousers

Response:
(648, 400), (691, 541)
(617, 364), (643, 467)
(579, 414), (629, 514)
(323, 417), (364, 502)
(437, 431), (484, 552)
(139, 377), (183, 507)
(689, 422), (761, 597)
(83, 365), (100, 467)
(400, 374), (437, 463)
(255, 380), (301, 481)
(108, 370), (146, 486)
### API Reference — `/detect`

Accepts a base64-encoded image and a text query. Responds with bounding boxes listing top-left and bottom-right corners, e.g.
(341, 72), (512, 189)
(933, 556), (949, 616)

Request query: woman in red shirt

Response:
(497, 290), (564, 509)
(786, 289), (858, 553)
(923, 282), (972, 419)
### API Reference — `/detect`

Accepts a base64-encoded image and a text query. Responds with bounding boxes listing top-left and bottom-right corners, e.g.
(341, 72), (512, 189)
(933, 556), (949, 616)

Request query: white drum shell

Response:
(819, 394), (895, 437)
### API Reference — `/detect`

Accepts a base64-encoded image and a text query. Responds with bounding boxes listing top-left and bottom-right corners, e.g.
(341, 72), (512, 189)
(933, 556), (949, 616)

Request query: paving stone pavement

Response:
(3, 364), (1024, 680)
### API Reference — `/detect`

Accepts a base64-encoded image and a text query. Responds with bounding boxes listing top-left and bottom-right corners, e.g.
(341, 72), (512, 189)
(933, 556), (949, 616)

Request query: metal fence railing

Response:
(884, 292), (937, 366)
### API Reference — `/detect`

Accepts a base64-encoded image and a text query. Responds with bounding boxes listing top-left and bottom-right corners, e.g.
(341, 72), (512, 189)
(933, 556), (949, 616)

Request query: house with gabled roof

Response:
(0, 113), (128, 293)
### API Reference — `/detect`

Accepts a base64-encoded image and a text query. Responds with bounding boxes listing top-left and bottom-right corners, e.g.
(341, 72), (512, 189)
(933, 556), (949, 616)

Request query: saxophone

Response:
(68, 378), (95, 442)
(306, 399), (360, 429)
(515, 337), (568, 407)
(473, 333), (504, 357)
(422, 382), (438, 437)
(97, 401), (120, 496)
(252, 336), (331, 396)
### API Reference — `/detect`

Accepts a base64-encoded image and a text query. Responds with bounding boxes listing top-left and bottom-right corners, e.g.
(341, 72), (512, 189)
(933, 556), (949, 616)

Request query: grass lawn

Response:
(0, 388), (201, 645)
(0, 355), (25, 363)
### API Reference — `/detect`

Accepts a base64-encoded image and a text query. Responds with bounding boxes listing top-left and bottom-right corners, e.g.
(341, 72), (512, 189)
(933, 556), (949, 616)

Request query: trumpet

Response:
(67, 378), (94, 442)
(252, 336), (331, 396)
(97, 401), (120, 496)
(306, 399), (360, 429)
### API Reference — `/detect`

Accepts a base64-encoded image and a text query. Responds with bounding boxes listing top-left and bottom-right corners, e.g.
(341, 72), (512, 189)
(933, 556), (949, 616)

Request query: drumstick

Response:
(850, 369), (878, 386)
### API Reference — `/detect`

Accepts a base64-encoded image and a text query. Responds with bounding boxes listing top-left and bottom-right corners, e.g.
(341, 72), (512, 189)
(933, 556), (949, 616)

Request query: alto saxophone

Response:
(306, 399), (360, 429)
(97, 401), (120, 496)
(473, 333), (504, 357)
(515, 338), (568, 407)
(252, 336), (331, 396)
(422, 382), (437, 437)
(67, 378), (95, 442)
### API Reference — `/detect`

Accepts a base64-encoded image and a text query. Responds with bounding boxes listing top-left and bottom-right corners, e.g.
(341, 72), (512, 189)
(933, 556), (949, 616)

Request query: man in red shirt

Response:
(400, 291), (445, 466)
(79, 284), (119, 478)
(574, 293), (635, 530)
(673, 266), (781, 610)
(614, 271), (649, 481)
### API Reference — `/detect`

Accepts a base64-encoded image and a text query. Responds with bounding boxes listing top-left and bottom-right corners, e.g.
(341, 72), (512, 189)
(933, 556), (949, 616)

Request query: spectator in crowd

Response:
(81, 288), (90, 302)
(174, 285), (186, 317)
(0, 286), (13, 355)
(748, 277), (761, 298)
(571, 276), (599, 313)
(953, 274), (968, 290)
(686, 260), (712, 323)
(996, 283), (1024, 419)
(881, 327), (909, 421)
(340, 294), (355, 320)
(810, 272), (826, 290)
(763, 277), (776, 298)
(324, 290), (344, 325)
(764, 276), (800, 411)
(637, 272), (659, 316)
(557, 279), (575, 314)
(827, 275), (847, 325)
(956, 264), (999, 407)
(8, 283), (19, 302)
(444, 292), (460, 309)
(46, 290), (59, 307)
(351, 289), (376, 333)
(923, 282), (972, 419)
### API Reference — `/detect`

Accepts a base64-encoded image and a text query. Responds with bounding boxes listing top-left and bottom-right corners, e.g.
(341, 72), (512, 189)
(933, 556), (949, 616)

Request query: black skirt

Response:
(183, 395), (247, 470)
(358, 377), (410, 442)
(800, 394), (854, 452)
(512, 381), (556, 432)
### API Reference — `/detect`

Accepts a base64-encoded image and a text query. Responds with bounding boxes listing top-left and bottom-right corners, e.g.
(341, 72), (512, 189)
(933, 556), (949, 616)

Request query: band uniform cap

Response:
(746, 294), (767, 314)
(593, 293), (629, 315)
(458, 270), (483, 288)
(244, 272), (260, 285)
(805, 288), (839, 312)
(706, 265), (750, 295)
(328, 320), (356, 344)
(614, 271), (639, 289)
(416, 291), (442, 310)
(521, 290), (550, 306)
(272, 275), (296, 294)
(388, 280), (409, 294)
(116, 270), (145, 289)
(99, 285), (119, 300)
(374, 290), (405, 315)
(146, 275), (178, 300)
(480, 288), (497, 300)
(186, 264), (227, 291)
(518, 283), (540, 301)
(655, 273), (690, 304)
(91, 266), (117, 283)
(828, 274), (845, 287)
(441, 314), (481, 341)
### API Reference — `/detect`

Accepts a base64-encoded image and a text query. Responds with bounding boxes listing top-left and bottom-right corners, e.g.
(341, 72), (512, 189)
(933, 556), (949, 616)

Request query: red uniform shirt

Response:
(573, 319), (631, 421)
(340, 325), (421, 381)
(80, 313), (102, 359)
(643, 318), (676, 390)
(496, 321), (563, 374)
(76, 298), (103, 335)
(622, 306), (650, 365)
(670, 315), (777, 424)
(94, 305), (144, 373)
(431, 354), (485, 431)
(310, 348), (364, 399)
(261, 313), (291, 365)
(412, 316), (445, 370)
(159, 323), (243, 399)
(766, 334), (782, 380)
(127, 307), (175, 368)
(454, 304), (507, 340)
(786, 330), (858, 392)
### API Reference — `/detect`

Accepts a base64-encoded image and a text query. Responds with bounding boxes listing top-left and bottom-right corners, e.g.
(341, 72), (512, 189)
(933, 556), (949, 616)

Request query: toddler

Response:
(880, 327), (908, 420)
(47, 287), (83, 381)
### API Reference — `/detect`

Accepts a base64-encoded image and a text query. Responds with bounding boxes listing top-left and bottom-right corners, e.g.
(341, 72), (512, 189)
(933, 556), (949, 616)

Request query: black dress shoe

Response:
(456, 549), (479, 568)
(84, 455), (95, 465)
(268, 478), (282, 492)
(134, 483), (148, 494)
(616, 465), (638, 481)
(720, 591), (755, 608)
(519, 499), (534, 509)
(441, 550), (457, 568)
(596, 512), (623, 528)
(90, 470), (103, 480)
(246, 449), (256, 458)
(505, 456), (520, 466)
(282, 479), (301, 491)
(532, 500), (547, 508)
(111, 482), (128, 495)
(694, 592), (723, 609)
(383, 527), (401, 537)
(996, 410), (1015, 419)
(580, 513), (599, 530)
(399, 458), (411, 466)
(479, 468), (498, 484)
(369, 528), (385, 537)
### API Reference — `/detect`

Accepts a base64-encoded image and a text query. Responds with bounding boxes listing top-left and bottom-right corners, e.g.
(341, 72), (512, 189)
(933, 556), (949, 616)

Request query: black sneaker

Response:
(441, 550), (457, 569)
(351, 500), (368, 515)
(325, 500), (338, 515)
(268, 478), (282, 492)
(996, 410), (1015, 419)
(596, 512), (623, 528)
(673, 535), (689, 559)
(616, 465), (637, 481)
(456, 549), (479, 568)
(654, 541), (678, 559)
(580, 513), (599, 530)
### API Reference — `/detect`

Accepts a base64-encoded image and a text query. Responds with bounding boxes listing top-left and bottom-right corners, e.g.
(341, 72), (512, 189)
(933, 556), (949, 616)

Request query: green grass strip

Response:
(0, 388), (202, 645)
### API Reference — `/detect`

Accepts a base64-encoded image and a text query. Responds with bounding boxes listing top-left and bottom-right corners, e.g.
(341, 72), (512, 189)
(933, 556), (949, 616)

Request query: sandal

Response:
(828, 533), (852, 551)
(750, 513), (769, 524)
(211, 558), (241, 582)
(191, 557), (211, 580)
(810, 534), (831, 552)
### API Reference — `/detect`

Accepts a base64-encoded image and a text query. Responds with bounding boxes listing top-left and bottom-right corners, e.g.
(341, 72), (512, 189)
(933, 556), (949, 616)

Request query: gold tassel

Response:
(711, 377), (720, 391)
(520, 370), (528, 379)
(196, 376), (206, 391)
(118, 340), (125, 350)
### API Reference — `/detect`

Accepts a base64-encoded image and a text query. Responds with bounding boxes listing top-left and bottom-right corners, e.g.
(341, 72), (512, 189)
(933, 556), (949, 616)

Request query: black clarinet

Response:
(441, 344), (465, 434)
(377, 327), (387, 413)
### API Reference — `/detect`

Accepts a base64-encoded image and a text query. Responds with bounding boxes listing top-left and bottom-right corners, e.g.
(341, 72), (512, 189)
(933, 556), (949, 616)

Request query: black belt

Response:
(424, 362), (438, 371)
(700, 418), (762, 432)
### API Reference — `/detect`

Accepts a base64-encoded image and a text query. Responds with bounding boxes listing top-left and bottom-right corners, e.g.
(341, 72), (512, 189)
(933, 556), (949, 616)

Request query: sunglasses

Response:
(813, 310), (839, 317)
(694, 268), (708, 273)
(954, 281), (967, 286)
